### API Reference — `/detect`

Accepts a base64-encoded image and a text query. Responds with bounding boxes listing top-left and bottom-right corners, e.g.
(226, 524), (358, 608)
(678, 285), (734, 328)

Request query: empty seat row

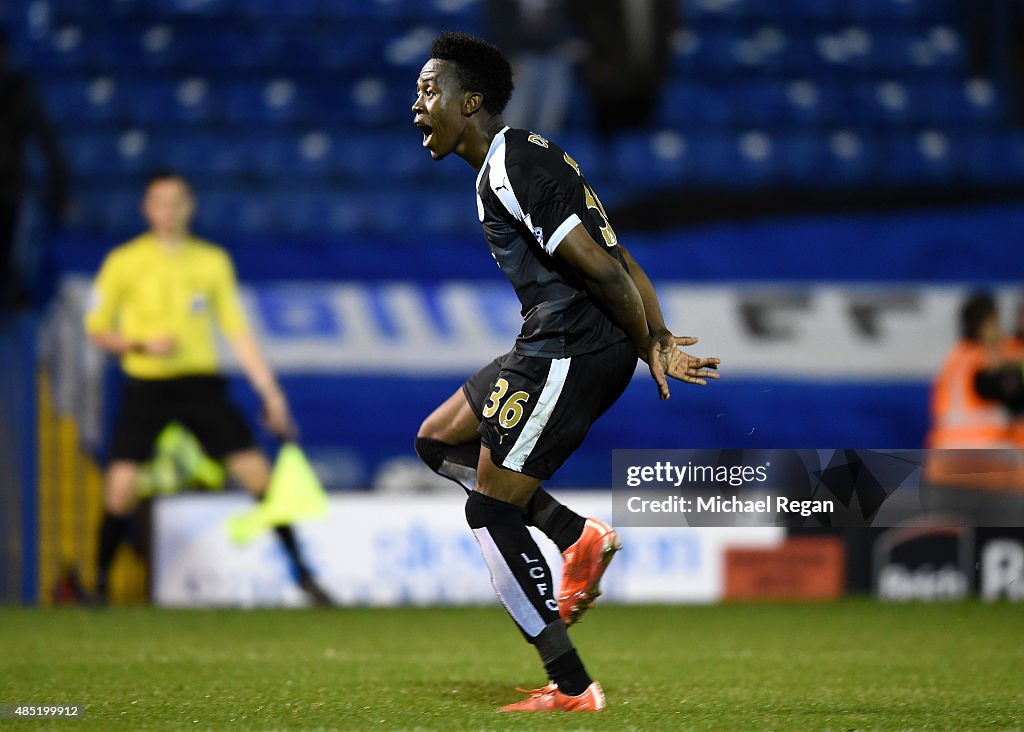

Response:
(672, 25), (965, 76)
(66, 128), (1024, 212)
(659, 77), (1002, 127)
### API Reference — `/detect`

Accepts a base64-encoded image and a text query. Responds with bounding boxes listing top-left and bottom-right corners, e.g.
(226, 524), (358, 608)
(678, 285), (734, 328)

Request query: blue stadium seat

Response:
(165, 135), (250, 179)
(221, 79), (314, 126)
(774, 134), (826, 183)
(614, 132), (688, 187)
(779, 79), (845, 127)
(824, 130), (877, 185)
(333, 135), (422, 182)
(91, 25), (188, 70)
(66, 130), (157, 177)
(857, 80), (913, 125)
(760, 0), (839, 20)
(26, 24), (91, 70)
(193, 189), (278, 234)
(126, 82), (181, 125)
(79, 189), (145, 232)
(880, 131), (956, 184)
(923, 80), (1002, 125)
(187, 31), (283, 70)
(45, 78), (125, 124)
(732, 82), (788, 124)
(678, 133), (738, 184)
(225, 0), (318, 19)
(249, 133), (352, 182)
(962, 133), (1024, 185)
(687, 0), (749, 21)
(845, 0), (956, 22)
(155, 0), (234, 17)
(660, 83), (733, 126)
(323, 76), (410, 129)
(274, 191), (339, 234)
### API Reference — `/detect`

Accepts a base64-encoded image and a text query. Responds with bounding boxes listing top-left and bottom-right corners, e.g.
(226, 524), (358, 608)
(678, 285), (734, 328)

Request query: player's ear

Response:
(463, 91), (483, 116)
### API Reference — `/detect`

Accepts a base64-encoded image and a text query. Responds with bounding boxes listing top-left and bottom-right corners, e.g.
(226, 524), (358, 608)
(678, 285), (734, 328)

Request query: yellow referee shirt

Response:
(84, 233), (250, 379)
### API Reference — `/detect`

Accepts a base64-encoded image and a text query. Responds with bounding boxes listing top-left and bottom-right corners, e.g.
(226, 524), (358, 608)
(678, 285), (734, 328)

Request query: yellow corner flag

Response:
(227, 443), (329, 545)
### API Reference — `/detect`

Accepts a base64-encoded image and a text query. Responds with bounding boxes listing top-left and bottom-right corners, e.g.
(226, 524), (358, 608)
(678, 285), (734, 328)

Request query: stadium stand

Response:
(5, 0), (1022, 494)
(6, 0), (1023, 241)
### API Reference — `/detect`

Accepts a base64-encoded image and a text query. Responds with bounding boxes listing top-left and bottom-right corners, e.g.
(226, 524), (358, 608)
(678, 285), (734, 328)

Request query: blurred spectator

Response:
(924, 293), (1024, 508)
(0, 25), (71, 308)
(926, 293), (1020, 450)
(568, 0), (677, 135)
(485, 0), (574, 134)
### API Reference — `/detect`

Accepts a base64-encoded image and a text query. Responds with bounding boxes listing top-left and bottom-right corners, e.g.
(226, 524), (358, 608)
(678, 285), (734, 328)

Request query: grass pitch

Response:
(1, 601), (1021, 731)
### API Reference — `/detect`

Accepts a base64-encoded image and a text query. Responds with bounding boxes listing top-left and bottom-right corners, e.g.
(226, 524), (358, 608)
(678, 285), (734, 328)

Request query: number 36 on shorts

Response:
(481, 378), (531, 429)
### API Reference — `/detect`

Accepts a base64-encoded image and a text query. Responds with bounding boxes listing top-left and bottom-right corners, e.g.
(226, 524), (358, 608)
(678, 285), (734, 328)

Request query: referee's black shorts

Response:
(109, 375), (255, 463)
(462, 338), (637, 481)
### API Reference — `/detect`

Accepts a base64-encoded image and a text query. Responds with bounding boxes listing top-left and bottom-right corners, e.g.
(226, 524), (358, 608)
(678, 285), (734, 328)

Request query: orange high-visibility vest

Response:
(926, 341), (1012, 449)
(1003, 337), (1024, 448)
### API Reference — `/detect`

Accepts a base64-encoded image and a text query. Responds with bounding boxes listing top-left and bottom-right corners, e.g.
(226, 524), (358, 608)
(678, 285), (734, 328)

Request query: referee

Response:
(84, 171), (332, 606)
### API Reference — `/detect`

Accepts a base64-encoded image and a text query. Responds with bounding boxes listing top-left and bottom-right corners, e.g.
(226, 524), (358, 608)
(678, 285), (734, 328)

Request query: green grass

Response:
(1, 602), (1022, 731)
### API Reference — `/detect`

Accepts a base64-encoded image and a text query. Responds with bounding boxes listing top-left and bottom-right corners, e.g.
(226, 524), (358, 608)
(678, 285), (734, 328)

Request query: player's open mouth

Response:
(416, 122), (434, 148)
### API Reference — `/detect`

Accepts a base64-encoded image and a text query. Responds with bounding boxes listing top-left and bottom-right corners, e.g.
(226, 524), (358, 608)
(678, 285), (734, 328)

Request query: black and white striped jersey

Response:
(475, 126), (631, 358)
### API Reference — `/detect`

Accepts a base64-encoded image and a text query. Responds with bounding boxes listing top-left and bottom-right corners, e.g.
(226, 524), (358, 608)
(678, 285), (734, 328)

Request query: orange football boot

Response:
(559, 517), (621, 626)
(500, 681), (605, 712)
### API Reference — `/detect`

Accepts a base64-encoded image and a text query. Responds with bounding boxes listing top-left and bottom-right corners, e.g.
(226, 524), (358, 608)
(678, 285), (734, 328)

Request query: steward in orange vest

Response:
(925, 294), (1023, 491)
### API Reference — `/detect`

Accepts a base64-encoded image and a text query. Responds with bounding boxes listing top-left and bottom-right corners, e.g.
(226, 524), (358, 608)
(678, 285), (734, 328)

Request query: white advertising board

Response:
(153, 492), (783, 607)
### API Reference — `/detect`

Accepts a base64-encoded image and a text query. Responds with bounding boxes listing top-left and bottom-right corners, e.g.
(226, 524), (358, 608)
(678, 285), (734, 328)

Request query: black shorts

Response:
(109, 376), (255, 462)
(462, 338), (637, 480)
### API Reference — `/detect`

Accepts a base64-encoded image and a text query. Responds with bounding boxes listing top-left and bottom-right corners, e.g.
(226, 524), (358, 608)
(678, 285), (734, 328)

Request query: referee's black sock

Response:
(525, 488), (586, 553)
(272, 524), (312, 581)
(96, 512), (132, 596)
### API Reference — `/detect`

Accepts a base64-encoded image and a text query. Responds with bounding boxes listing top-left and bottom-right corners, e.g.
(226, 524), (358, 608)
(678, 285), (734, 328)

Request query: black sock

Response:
(273, 525), (312, 582)
(97, 513), (132, 595)
(525, 488), (586, 553)
(545, 647), (592, 697)
(531, 620), (593, 696)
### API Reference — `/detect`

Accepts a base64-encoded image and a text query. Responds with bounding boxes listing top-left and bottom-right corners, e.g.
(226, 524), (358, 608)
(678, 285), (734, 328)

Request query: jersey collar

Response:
(475, 125), (510, 190)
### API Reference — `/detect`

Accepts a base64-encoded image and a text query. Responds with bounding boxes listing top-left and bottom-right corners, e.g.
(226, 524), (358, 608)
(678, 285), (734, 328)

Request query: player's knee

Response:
(416, 413), (445, 442)
(414, 436), (448, 473)
(465, 489), (520, 529)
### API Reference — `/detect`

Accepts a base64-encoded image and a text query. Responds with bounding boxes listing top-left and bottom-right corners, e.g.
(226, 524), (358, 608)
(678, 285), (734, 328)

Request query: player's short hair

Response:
(960, 292), (997, 341)
(144, 169), (192, 194)
(429, 31), (513, 115)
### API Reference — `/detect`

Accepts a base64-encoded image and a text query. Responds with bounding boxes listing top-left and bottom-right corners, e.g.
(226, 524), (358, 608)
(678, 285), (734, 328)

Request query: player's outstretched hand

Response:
(646, 331), (720, 400)
(262, 391), (298, 442)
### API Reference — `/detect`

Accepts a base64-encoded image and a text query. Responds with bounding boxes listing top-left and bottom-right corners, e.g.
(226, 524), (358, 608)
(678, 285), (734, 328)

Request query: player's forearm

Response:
(227, 333), (283, 400)
(586, 267), (652, 355)
(621, 246), (668, 335)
